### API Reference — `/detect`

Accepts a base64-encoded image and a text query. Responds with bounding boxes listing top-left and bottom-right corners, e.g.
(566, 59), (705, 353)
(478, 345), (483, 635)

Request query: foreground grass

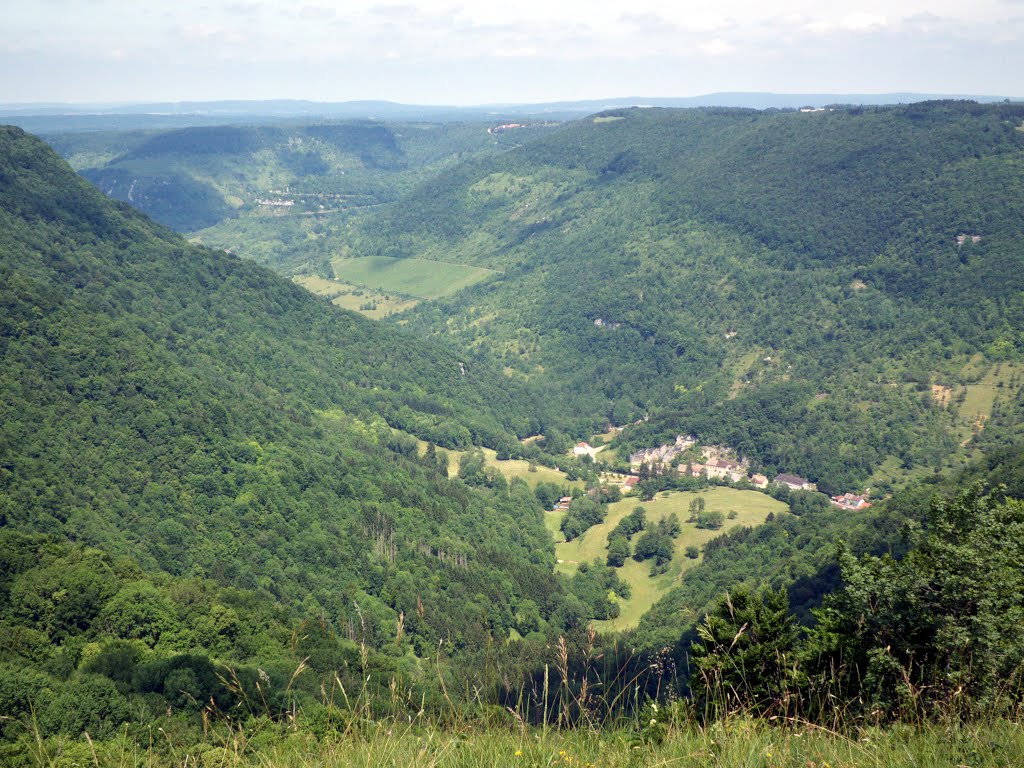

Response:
(31, 716), (1024, 767)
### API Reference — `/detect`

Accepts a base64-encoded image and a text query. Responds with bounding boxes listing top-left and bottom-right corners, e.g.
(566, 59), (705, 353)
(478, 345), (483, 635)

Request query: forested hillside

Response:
(52, 104), (1024, 492)
(0, 126), (643, 755)
(45, 121), (556, 274)
(334, 102), (1024, 491)
(10, 102), (1024, 765)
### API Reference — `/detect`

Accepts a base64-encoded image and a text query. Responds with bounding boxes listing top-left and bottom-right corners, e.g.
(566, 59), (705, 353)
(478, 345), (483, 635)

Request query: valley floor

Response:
(549, 487), (788, 631)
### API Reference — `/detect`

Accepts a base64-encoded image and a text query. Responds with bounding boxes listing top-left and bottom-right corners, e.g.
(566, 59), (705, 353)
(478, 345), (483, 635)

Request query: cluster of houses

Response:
(830, 492), (871, 510)
(622, 434), (824, 494)
(628, 434), (697, 468)
(682, 461), (816, 493)
(487, 123), (527, 134)
(615, 433), (871, 509)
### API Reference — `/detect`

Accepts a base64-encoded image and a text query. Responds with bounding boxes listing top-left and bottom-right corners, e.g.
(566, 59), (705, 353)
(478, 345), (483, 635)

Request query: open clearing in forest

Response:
(411, 440), (582, 491)
(550, 487), (788, 632)
(959, 363), (1020, 424)
(956, 361), (1023, 446)
(293, 275), (418, 319)
(331, 255), (499, 300)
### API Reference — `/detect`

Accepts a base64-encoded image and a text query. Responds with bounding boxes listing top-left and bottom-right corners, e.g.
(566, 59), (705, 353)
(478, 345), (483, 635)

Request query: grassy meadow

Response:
(407, 436), (583, 491)
(958, 361), (1023, 443)
(331, 256), (499, 300)
(293, 274), (419, 319)
(474, 448), (578, 489)
(552, 488), (789, 632)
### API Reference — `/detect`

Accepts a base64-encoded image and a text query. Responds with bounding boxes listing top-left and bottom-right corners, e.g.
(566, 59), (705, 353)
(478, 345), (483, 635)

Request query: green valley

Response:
(345, 102), (1024, 496)
(45, 121), (558, 275)
(0, 126), (630, 761)
(9, 97), (1024, 765)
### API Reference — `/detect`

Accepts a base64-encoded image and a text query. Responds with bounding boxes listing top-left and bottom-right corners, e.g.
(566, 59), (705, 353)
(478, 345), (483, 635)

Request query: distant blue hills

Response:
(2, 92), (1019, 132)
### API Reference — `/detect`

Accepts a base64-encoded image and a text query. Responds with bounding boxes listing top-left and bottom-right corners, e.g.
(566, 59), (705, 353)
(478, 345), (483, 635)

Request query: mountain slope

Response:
(0, 125), (576, 659)
(349, 101), (1024, 490)
(44, 121), (557, 276)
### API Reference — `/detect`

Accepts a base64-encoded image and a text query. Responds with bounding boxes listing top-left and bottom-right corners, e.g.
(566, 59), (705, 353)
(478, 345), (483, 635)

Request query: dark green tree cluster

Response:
(695, 510), (725, 530)
(0, 532), (296, 743)
(688, 484), (1024, 721)
(611, 506), (647, 540)
(564, 561), (632, 623)
(605, 506), (647, 566)
(633, 514), (682, 574)
(690, 586), (800, 717)
(560, 496), (607, 541)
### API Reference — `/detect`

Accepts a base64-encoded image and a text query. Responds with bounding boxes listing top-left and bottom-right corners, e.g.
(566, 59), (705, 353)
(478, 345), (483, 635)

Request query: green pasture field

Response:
(959, 361), (1022, 427)
(331, 256), (499, 299)
(554, 487), (788, 631)
(294, 275), (419, 319)
(407, 437), (582, 492)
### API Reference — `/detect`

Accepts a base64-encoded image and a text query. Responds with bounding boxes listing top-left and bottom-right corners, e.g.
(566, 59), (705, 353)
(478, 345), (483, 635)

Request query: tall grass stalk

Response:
(16, 638), (1024, 767)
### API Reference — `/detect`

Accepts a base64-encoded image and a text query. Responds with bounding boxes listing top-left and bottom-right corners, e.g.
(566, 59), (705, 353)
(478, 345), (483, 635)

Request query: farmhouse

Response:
(831, 493), (871, 511)
(774, 473), (816, 491)
(750, 473), (769, 489)
(573, 441), (592, 456)
(623, 475), (640, 492)
(956, 234), (983, 246)
(707, 459), (745, 483)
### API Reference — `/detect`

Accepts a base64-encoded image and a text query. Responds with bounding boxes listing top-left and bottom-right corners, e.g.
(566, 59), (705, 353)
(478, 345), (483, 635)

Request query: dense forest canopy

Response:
(44, 120), (557, 274)
(0, 126), (626, 731)
(332, 102), (1024, 490)
(6, 100), (1024, 763)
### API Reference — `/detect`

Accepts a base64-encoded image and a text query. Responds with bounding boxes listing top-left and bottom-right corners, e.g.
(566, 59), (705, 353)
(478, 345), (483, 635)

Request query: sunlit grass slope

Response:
(332, 255), (499, 299)
(551, 488), (788, 631)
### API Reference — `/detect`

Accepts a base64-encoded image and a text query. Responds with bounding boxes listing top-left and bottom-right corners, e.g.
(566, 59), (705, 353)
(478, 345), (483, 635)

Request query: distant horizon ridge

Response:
(1, 90), (1018, 113)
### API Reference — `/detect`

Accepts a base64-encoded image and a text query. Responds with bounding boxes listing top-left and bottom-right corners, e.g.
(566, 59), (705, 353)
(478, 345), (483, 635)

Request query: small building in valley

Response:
(831, 493), (871, 511)
(707, 459), (745, 483)
(774, 473), (816, 491)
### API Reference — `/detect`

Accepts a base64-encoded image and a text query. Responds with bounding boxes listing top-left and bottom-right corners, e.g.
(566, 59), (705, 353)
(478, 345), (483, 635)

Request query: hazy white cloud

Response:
(224, 2), (261, 13)
(1, 0), (1022, 103)
(841, 12), (887, 31)
(493, 46), (539, 58)
(298, 4), (335, 20)
(699, 38), (736, 56)
(181, 23), (223, 40)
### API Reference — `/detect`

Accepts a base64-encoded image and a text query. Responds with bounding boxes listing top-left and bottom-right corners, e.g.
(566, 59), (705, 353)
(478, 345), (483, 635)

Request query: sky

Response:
(1, 0), (1022, 104)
